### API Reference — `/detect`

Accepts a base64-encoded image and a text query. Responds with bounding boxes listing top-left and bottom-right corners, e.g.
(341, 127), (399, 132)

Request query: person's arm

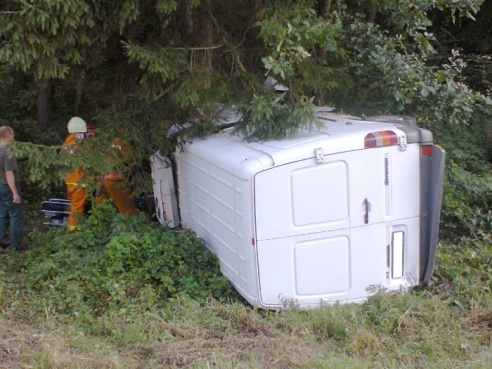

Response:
(5, 170), (20, 203)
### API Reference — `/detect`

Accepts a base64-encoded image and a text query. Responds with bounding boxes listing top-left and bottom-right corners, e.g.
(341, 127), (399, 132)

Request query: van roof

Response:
(177, 111), (409, 179)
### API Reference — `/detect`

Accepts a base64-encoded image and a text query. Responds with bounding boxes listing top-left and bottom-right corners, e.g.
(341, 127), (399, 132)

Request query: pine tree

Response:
(0, 0), (489, 194)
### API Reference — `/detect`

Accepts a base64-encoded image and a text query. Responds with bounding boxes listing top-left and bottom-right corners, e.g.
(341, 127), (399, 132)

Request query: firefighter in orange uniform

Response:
(97, 136), (137, 215)
(63, 117), (89, 231)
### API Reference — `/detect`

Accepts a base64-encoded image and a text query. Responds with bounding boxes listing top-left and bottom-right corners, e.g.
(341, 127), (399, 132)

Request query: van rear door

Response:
(254, 143), (421, 306)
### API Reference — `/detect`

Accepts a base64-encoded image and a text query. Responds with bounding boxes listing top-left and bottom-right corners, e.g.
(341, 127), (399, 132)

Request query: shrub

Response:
(22, 201), (235, 318)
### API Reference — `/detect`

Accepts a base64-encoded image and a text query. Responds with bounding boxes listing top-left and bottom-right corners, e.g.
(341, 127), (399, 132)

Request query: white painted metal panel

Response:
(177, 154), (213, 244)
(254, 158), (350, 240)
(387, 144), (421, 220)
(176, 152), (260, 304)
(256, 218), (420, 308)
(346, 144), (420, 227)
(256, 229), (352, 307)
(208, 165), (238, 280)
(294, 236), (350, 295)
(385, 219), (420, 288)
(291, 162), (349, 226)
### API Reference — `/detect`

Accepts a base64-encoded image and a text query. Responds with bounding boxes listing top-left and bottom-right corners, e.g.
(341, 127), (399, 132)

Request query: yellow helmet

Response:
(67, 117), (87, 133)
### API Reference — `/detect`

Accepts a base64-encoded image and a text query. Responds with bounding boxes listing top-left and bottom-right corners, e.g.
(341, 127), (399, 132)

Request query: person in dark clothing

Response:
(0, 126), (25, 251)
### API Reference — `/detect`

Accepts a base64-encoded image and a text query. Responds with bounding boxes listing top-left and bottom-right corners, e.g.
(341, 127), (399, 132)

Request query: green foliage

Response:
(236, 93), (318, 140)
(435, 237), (492, 308)
(427, 106), (492, 308)
(122, 41), (190, 101)
(258, 4), (339, 79)
(1, 0), (489, 183)
(0, 0), (487, 128)
(341, 10), (487, 120)
(433, 110), (492, 238)
(21, 202), (234, 318)
(0, 0), (109, 78)
(119, 0), (141, 33)
(2, 112), (175, 198)
(0, 0), (490, 325)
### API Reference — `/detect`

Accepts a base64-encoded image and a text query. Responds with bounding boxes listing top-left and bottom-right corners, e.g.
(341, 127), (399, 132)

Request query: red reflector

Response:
(364, 131), (398, 148)
(251, 238), (255, 246)
(422, 146), (433, 156)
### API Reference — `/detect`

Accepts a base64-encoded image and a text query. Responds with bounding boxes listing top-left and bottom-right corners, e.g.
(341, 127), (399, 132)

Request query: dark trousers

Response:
(0, 183), (25, 250)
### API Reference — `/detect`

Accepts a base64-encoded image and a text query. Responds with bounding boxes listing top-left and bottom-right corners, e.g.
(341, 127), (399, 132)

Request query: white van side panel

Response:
(176, 153), (260, 303)
(176, 154), (212, 240)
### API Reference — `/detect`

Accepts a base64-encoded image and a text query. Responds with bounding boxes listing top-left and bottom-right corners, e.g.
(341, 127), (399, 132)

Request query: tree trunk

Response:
(317, 0), (332, 19)
(192, 1), (214, 89)
(75, 69), (86, 114)
(367, 0), (377, 23)
(75, 46), (88, 114)
(37, 80), (51, 128)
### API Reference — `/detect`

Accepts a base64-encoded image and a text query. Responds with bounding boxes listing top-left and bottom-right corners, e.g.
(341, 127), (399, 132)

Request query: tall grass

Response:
(1, 264), (491, 369)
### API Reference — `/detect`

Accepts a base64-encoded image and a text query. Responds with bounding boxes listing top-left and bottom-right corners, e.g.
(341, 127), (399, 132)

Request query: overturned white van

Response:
(151, 108), (445, 309)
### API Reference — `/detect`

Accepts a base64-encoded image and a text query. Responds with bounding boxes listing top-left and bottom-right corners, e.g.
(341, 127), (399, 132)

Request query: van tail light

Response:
(391, 231), (404, 279)
(422, 145), (433, 156)
(364, 131), (398, 148)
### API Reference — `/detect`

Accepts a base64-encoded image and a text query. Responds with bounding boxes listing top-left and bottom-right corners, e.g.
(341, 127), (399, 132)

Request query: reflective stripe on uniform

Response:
(66, 182), (87, 187)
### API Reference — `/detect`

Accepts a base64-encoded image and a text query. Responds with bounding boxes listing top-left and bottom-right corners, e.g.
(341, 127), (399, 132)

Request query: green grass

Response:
(1, 244), (491, 369)
(0, 199), (491, 369)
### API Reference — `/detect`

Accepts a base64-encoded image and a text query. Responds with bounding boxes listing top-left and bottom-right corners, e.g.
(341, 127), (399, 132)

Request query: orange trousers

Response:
(67, 184), (87, 229)
(97, 179), (136, 215)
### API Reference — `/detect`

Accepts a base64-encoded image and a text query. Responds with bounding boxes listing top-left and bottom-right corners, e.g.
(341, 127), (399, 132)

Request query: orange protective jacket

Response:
(63, 133), (88, 228)
(103, 138), (135, 179)
(63, 133), (85, 185)
(97, 137), (137, 215)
